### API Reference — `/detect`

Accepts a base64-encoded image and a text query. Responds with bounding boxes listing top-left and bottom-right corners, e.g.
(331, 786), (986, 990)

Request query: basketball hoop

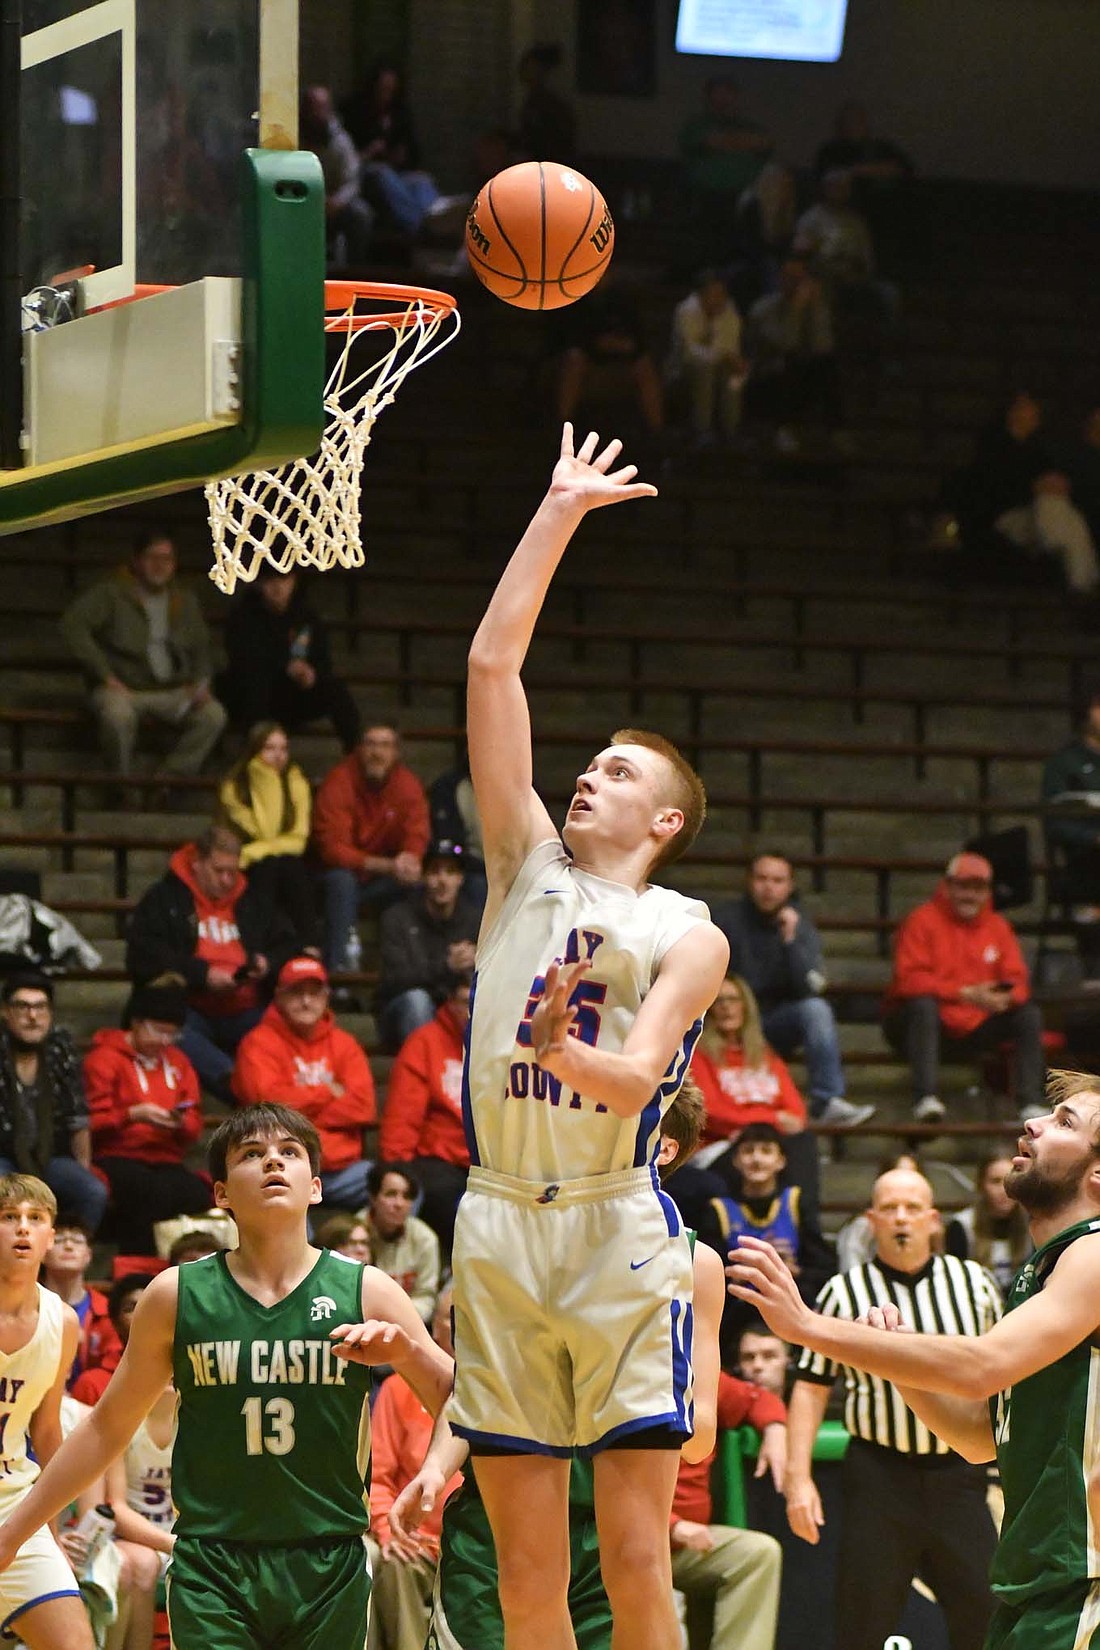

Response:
(205, 280), (460, 595)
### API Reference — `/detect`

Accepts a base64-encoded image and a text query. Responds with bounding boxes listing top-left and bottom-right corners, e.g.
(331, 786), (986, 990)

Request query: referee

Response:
(786, 1166), (1001, 1650)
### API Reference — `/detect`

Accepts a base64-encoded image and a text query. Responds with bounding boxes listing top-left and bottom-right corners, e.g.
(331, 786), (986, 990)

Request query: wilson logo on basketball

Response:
(467, 208), (490, 255)
(589, 212), (614, 254)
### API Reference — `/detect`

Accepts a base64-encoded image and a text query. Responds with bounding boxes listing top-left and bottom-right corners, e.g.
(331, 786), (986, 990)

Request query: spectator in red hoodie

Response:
(670, 1368), (785, 1650)
(380, 970), (471, 1257)
(312, 723), (431, 975)
(85, 980), (211, 1255)
(231, 955), (378, 1208)
(126, 824), (294, 1099)
(882, 851), (1045, 1122)
(675, 972), (820, 1232)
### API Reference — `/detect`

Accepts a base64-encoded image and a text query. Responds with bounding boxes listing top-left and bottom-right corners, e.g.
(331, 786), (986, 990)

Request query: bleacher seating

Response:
(3, 176), (1097, 1225)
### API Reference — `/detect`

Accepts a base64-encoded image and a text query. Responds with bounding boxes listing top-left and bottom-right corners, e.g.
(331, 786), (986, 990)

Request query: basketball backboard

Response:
(0, 0), (326, 533)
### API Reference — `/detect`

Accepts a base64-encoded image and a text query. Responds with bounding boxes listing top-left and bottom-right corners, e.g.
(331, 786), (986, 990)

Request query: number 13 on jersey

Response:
(241, 1396), (296, 1456)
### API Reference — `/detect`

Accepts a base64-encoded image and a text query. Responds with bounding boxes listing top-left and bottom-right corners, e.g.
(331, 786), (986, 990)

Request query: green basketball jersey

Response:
(990, 1217), (1100, 1606)
(172, 1249), (372, 1543)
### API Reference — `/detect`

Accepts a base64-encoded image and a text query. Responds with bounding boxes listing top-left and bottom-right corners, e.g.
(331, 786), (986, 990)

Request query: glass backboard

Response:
(0, 0), (327, 535)
(17, 0), (261, 304)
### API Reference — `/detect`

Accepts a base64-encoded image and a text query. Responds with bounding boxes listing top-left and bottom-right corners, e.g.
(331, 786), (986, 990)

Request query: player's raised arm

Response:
(466, 424), (657, 902)
(0, 1270), (178, 1568)
(728, 1230), (1100, 1401)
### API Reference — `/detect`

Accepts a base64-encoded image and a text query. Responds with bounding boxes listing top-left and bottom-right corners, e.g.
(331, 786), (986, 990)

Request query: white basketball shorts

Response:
(0, 1524), (82, 1640)
(449, 1165), (695, 1454)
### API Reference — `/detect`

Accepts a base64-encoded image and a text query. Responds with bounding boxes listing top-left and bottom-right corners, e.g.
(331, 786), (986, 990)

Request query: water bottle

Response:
(346, 925), (363, 974)
(73, 1503), (116, 1566)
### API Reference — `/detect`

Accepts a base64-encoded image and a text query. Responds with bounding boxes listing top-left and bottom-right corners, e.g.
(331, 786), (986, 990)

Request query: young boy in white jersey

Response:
(0, 1173), (91, 1650)
(456, 424), (729, 1650)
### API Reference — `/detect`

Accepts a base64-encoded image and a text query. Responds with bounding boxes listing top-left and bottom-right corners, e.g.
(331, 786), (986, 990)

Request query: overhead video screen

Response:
(675, 0), (849, 63)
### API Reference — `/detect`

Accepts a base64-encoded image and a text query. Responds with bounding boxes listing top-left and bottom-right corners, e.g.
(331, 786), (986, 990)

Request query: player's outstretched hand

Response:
(532, 957), (590, 1064)
(330, 1319), (414, 1367)
(726, 1235), (811, 1343)
(548, 423), (658, 513)
(390, 1463), (450, 1545)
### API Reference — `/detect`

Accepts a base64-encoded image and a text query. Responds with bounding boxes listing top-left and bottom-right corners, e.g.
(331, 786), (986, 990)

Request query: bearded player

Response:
(729, 1069), (1100, 1650)
(452, 424), (729, 1650)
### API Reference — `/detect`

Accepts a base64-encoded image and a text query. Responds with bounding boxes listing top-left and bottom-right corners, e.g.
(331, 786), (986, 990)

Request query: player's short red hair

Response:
(611, 727), (706, 871)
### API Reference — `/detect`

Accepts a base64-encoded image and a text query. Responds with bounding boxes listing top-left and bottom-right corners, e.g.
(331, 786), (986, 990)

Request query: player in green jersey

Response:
(390, 1080), (728, 1650)
(727, 1068), (1100, 1650)
(0, 1102), (453, 1650)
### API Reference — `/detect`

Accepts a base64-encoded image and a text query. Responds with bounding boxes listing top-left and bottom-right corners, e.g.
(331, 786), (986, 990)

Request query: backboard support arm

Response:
(0, 0), (22, 469)
(259, 0), (298, 149)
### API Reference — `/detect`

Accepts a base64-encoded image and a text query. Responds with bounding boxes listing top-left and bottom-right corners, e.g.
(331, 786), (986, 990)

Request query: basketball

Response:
(465, 161), (615, 311)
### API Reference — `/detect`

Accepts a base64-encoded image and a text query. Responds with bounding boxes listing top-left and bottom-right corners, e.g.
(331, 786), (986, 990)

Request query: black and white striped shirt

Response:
(796, 1254), (1002, 1455)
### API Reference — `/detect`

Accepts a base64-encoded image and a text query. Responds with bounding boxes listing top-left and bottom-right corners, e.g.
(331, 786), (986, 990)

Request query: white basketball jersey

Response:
(464, 838), (710, 1183)
(0, 1285), (66, 1511)
(125, 1415), (174, 1529)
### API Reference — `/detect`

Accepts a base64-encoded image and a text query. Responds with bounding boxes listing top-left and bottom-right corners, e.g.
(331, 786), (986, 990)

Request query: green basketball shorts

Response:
(986, 1580), (1100, 1650)
(167, 1535), (371, 1650)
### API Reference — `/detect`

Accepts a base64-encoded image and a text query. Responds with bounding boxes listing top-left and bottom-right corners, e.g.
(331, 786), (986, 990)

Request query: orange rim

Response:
(84, 279), (456, 331)
(323, 279), (459, 334)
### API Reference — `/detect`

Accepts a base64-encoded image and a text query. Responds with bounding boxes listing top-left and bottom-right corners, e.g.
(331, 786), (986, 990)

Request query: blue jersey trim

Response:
(459, 970), (481, 1168)
(2, 1587), (83, 1634)
(669, 1297), (693, 1431)
(656, 1187), (684, 1239)
(451, 1423), (574, 1459)
(579, 1410), (689, 1456)
(633, 1016), (704, 1169)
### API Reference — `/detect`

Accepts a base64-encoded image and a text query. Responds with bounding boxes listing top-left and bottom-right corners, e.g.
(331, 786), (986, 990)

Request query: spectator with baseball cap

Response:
(84, 979), (211, 1255)
(375, 837), (481, 1051)
(881, 851), (1045, 1120)
(231, 955), (377, 1207)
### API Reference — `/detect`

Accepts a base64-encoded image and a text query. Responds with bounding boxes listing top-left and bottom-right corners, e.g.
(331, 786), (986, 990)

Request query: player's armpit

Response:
(682, 1242), (724, 1464)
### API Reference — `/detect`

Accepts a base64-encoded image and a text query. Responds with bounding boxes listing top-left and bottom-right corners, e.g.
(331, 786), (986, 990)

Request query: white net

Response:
(205, 283), (460, 595)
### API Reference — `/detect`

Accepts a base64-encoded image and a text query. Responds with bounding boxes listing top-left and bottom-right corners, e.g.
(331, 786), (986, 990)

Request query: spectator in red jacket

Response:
(72, 1272), (151, 1405)
(41, 1216), (120, 1389)
(670, 1369), (785, 1650)
(85, 981), (212, 1255)
(380, 970), (471, 1256)
(311, 723), (431, 974)
(231, 955), (377, 1207)
(675, 972), (819, 1232)
(882, 851), (1045, 1122)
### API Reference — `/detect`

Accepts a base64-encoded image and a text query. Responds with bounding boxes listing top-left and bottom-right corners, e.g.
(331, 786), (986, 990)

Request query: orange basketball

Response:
(465, 161), (615, 311)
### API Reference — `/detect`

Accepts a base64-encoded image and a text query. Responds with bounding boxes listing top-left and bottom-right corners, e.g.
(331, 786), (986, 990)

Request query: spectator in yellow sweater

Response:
(218, 722), (320, 953)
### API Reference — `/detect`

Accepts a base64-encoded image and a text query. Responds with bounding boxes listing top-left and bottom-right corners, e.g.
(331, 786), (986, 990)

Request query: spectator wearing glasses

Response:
(0, 973), (107, 1231)
(84, 980), (212, 1255)
(881, 852), (1045, 1121)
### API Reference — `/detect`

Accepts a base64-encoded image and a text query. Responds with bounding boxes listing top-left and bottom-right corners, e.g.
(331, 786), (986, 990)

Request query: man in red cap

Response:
(231, 956), (378, 1206)
(881, 852), (1045, 1121)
